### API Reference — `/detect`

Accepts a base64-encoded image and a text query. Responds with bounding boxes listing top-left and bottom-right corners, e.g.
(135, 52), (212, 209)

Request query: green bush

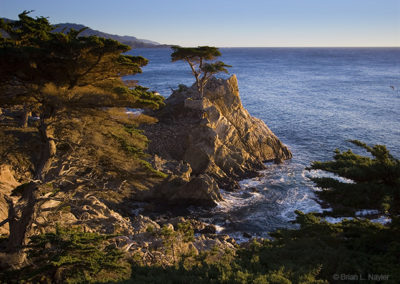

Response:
(1, 226), (130, 283)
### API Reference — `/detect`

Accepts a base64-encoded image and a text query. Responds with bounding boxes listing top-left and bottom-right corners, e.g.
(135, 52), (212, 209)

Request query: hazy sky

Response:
(1, 0), (399, 47)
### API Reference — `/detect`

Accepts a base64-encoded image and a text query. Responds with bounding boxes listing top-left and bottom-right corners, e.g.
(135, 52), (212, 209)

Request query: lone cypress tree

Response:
(171, 45), (231, 97)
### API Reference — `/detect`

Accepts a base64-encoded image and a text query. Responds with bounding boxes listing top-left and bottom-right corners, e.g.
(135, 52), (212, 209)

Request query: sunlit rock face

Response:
(141, 75), (292, 205)
(0, 165), (20, 235)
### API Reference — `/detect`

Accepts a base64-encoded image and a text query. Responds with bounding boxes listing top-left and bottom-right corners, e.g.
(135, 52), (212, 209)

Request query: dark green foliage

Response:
(176, 221), (195, 242)
(0, 11), (53, 44)
(125, 213), (399, 283)
(263, 212), (400, 281)
(0, 226), (130, 283)
(128, 241), (327, 283)
(0, 11), (164, 188)
(171, 46), (221, 62)
(171, 45), (231, 96)
(109, 122), (167, 178)
(308, 140), (400, 216)
(202, 61), (231, 75)
(113, 85), (165, 110)
(140, 160), (168, 178)
(0, 11), (165, 112)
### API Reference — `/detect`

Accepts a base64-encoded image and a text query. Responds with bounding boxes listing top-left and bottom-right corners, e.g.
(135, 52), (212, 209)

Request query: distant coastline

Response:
(1, 17), (171, 48)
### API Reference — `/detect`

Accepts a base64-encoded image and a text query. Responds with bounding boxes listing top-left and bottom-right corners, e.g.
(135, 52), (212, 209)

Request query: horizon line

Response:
(190, 46), (400, 49)
(151, 45), (400, 48)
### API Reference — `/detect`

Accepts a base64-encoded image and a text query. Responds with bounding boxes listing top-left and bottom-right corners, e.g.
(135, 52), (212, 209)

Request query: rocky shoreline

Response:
(139, 75), (291, 206)
(0, 75), (291, 270)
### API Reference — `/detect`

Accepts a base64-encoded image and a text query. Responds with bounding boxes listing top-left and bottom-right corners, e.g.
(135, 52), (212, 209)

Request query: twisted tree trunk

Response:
(35, 119), (56, 180)
(5, 184), (38, 251)
(6, 114), (56, 267)
(5, 183), (40, 269)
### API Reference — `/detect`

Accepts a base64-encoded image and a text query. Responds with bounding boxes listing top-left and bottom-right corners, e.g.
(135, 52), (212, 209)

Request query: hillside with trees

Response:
(52, 23), (165, 48)
(1, 17), (166, 48)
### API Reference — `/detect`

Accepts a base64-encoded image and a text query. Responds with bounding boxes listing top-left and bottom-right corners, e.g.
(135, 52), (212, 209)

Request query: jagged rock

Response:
(142, 75), (292, 203)
(163, 216), (186, 230)
(40, 200), (61, 209)
(200, 224), (217, 234)
(151, 155), (192, 182)
(69, 194), (135, 235)
(139, 155), (223, 206)
(131, 215), (160, 233)
(0, 165), (20, 192)
(193, 238), (235, 251)
(139, 173), (222, 206)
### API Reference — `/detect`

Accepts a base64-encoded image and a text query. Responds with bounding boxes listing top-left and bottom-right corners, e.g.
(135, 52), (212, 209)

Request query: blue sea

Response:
(127, 48), (400, 239)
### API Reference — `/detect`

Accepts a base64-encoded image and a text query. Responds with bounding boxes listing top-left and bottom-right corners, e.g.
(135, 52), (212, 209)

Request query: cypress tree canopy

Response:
(0, 11), (165, 183)
(308, 140), (400, 217)
(0, 11), (164, 111)
(171, 45), (221, 62)
(170, 45), (230, 96)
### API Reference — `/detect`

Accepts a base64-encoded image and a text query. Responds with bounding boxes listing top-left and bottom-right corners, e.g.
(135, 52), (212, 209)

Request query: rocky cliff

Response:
(140, 75), (292, 205)
(0, 75), (291, 271)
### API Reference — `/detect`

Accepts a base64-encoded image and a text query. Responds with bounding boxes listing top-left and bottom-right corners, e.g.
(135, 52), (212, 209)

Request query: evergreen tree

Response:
(0, 11), (164, 180)
(0, 11), (164, 254)
(171, 45), (231, 97)
(308, 140), (400, 217)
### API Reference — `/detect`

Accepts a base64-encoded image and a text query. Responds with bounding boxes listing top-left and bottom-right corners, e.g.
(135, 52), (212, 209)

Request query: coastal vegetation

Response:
(0, 11), (164, 183)
(308, 140), (400, 217)
(125, 142), (399, 283)
(0, 11), (165, 257)
(1, 140), (398, 283)
(0, 11), (398, 284)
(1, 226), (130, 283)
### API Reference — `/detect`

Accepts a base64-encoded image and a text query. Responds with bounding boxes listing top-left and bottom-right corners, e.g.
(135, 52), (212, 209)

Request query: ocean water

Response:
(127, 48), (400, 238)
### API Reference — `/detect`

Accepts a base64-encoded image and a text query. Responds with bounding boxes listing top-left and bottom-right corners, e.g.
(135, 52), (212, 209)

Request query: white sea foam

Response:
(213, 189), (264, 213)
(239, 178), (263, 188)
(214, 224), (225, 233)
(324, 216), (352, 223)
(306, 169), (355, 184)
(371, 216), (391, 224)
(227, 232), (250, 244)
(125, 108), (144, 115)
(355, 209), (380, 216)
(323, 215), (391, 225)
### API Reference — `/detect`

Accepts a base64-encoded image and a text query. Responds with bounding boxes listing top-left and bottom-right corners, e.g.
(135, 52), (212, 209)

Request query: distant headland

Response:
(1, 17), (169, 48)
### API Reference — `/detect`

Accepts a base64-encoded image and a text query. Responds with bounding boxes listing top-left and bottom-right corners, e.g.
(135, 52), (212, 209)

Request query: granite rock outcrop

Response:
(141, 75), (292, 204)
